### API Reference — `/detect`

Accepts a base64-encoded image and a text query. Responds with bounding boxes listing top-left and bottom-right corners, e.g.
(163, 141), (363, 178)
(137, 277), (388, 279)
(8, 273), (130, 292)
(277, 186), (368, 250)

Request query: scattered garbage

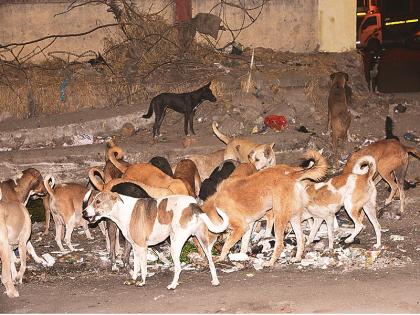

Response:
(63, 134), (94, 147)
(393, 103), (407, 113)
(228, 253), (249, 262)
(403, 132), (420, 143)
(390, 235), (405, 241)
(264, 115), (287, 131)
(42, 253), (56, 267)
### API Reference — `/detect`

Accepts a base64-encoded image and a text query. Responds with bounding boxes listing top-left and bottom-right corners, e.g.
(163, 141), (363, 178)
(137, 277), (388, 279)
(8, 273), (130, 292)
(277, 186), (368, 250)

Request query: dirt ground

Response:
(1, 48), (420, 313)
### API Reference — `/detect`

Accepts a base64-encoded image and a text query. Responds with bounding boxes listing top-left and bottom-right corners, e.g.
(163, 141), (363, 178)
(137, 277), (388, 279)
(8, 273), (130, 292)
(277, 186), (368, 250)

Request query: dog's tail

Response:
(43, 175), (55, 197)
(385, 116), (399, 140)
(107, 147), (129, 173)
(295, 150), (328, 182)
(352, 155), (376, 180)
(88, 167), (105, 191)
(142, 98), (154, 118)
(212, 121), (231, 144)
(199, 207), (229, 234)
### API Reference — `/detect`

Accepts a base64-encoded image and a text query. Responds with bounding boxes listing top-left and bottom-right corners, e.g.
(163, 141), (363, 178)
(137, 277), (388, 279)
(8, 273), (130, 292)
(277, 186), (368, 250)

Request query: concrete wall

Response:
(318, 0), (357, 52)
(0, 0), (356, 62)
(192, 0), (320, 52)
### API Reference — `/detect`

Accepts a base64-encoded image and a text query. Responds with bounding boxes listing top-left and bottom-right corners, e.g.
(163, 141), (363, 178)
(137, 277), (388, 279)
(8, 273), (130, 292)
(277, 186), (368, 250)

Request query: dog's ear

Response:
(330, 73), (336, 81)
(111, 192), (124, 204)
(248, 150), (256, 162)
(270, 142), (275, 149)
(206, 81), (211, 87)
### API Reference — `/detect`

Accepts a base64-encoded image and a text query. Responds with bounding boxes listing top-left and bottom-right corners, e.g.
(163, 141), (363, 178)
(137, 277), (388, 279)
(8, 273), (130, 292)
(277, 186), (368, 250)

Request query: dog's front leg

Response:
(188, 112), (195, 135)
(184, 112), (189, 136)
(325, 216), (335, 250)
(107, 220), (118, 271)
(239, 223), (254, 254)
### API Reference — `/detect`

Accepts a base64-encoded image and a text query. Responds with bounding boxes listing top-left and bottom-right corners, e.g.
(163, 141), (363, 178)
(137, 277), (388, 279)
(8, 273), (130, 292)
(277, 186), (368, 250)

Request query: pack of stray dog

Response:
(1, 79), (419, 299)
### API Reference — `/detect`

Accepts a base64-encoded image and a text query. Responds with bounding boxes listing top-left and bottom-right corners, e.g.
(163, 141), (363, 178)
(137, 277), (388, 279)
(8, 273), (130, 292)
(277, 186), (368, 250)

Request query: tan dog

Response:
(212, 122), (276, 170)
(328, 72), (351, 156)
(203, 150), (327, 266)
(342, 139), (419, 217)
(0, 189), (47, 298)
(0, 168), (46, 204)
(173, 159), (201, 197)
(185, 149), (225, 181)
(304, 155), (380, 249)
(83, 192), (228, 289)
(108, 147), (189, 195)
(44, 176), (102, 252)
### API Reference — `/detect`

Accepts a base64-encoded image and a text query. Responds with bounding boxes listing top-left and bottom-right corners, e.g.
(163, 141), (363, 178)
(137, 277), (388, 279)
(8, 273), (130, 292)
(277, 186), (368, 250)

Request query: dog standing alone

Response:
(328, 72), (351, 157)
(142, 82), (217, 138)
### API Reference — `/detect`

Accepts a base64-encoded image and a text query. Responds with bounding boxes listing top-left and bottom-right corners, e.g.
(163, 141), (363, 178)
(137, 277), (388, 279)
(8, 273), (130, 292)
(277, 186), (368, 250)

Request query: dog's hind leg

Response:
(394, 161), (408, 217)
(240, 222), (254, 254)
(167, 231), (191, 290)
(363, 198), (381, 248)
(83, 221), (94, 240)
(27, 241), (47, 266)
(64, 216), (76, 251)
(43, 197), (50, 235)
(15, 240), (27, 284)
(381, 171), (398, 206)
(344, 203), (365, 244)
(196, 229), (220, 286)
(153, 105), (166, 138)
(1, 247), (18, 297)
(217, 220), (246, 262)
(290, 215), (304, 261)
(54, 218), (66, 252)
(325, 215), (335, 250)
(132, 245), (148, 287)
(306, 217), (323, 245)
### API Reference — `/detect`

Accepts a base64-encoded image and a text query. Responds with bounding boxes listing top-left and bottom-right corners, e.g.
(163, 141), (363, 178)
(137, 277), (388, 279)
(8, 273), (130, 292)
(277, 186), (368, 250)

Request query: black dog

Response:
(142, 82), (217, 138)
(198, 159), (238, 201)
(149, 156), (173, 177)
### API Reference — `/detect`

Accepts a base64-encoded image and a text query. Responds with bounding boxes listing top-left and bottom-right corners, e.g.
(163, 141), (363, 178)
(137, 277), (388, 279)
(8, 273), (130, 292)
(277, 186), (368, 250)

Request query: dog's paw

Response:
(111, 264), (119, 272)
(123, 279), (136, 286)
(373, 243), (382, 250)
(5, 288), (19, 298)
(167, 282), (178, 290)
(135, 280), (145, 287)
(211, 279), (220, 286)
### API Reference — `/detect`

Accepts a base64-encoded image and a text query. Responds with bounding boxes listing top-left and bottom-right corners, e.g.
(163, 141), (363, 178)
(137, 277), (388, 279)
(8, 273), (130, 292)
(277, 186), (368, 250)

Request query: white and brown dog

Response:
(82, 192), (228, 289)
(0, 188), (47, 298)
(304, 155), (381, 249)
(212, 122), (276, 170)
(43, 176), (105, 252)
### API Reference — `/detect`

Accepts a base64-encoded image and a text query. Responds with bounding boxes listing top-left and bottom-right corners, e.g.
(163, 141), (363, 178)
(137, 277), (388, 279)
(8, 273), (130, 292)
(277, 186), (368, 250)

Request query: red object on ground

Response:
(264, 115), (287, 131)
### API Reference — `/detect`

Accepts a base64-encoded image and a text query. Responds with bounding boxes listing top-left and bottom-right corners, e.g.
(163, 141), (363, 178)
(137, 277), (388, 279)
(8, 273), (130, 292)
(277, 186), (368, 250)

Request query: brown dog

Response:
(212, 122), (276, 170)
(342, 139), (419, 217)
(202, 150), (328, 266)
(108, 147), (189, 195)
(173, 159), (202, 197)
(44, 176), (103, 252)
(0, 189), (47, 298)
(328, 72), (351, 156)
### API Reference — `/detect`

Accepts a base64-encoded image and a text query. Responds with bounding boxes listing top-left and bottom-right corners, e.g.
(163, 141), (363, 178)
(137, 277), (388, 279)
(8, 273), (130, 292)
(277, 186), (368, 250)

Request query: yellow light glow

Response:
(357, 12), (367, 16)
(385, 20), (405, 26)
(406, 19), (419, 23)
